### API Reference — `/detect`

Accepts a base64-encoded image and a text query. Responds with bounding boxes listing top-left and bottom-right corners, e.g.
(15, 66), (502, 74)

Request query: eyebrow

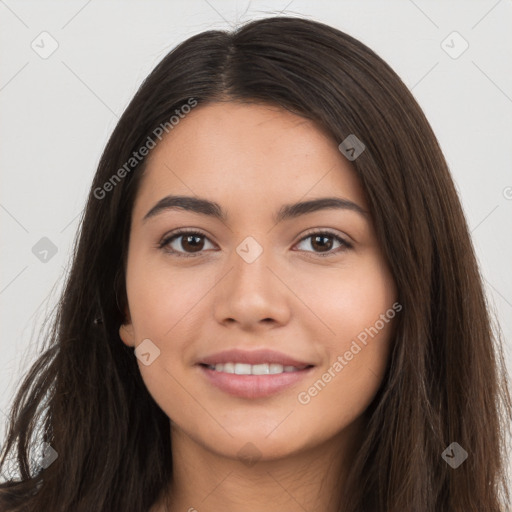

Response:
(142, 195), (369, 224)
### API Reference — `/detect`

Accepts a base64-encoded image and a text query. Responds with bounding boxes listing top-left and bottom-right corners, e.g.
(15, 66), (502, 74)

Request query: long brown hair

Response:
(1, 16), (510, 512)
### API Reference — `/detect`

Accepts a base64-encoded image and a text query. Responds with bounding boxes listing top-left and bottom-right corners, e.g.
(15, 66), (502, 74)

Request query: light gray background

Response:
(1, 0), (511, 479)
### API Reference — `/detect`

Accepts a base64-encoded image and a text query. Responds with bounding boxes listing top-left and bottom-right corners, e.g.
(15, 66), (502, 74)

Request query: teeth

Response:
(269, 363), (283, 374)
(207, 362), (306, 375)
(252, 363), (270, 375)
(234, 363), (252, 375)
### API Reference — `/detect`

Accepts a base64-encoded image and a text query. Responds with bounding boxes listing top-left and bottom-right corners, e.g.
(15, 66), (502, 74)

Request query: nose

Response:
(213, 245), (291, 331)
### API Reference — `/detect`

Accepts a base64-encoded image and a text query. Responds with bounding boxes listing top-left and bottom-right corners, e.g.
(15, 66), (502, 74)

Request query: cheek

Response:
(125, 252), (215, 342)
(296, 254), (397, 342)
(124, 258), (203, 421)
(124, 255), (215, 411)
(297, 254), (396, 400)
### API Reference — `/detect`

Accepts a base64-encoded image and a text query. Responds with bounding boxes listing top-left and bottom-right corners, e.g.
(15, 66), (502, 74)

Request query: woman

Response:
(1, 15), (510, 512)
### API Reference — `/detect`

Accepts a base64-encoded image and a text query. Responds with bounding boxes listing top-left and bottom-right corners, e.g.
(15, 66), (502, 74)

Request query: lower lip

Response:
(198, 364), (314, 399)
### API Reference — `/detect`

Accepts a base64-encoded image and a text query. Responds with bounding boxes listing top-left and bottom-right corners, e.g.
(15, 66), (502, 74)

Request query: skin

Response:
(119, 101), (398, 511)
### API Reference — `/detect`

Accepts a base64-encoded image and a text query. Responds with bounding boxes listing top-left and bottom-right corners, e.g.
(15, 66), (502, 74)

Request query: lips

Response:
(196, 348), (316, 398)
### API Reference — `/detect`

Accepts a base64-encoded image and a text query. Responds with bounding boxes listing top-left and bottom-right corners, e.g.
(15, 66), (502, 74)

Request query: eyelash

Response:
(157, 228), (353, 259)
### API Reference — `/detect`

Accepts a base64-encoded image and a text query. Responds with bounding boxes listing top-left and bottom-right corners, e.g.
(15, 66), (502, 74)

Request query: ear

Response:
(119, 308), (135, 348)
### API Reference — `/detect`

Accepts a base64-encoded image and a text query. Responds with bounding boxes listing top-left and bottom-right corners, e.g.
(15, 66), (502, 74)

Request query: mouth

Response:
(196, 348), (316, 398)
(197, 361), (315, 399)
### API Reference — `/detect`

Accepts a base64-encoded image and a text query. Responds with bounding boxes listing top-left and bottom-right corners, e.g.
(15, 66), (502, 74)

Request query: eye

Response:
(294, 230), (352, 257)
(158, 229), (215, 257)
(158, 229), (352, 258)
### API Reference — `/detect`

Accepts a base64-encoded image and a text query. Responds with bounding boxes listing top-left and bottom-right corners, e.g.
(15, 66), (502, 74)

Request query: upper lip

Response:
(198, 349), (314, 367)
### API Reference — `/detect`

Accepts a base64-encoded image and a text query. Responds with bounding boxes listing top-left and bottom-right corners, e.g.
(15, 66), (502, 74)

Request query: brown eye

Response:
(159, 230), (215, 257)
(295, 231), (352, 257)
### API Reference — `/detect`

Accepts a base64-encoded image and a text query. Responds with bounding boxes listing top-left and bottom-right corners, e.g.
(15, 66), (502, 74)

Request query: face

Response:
(119, 101), (398, 462)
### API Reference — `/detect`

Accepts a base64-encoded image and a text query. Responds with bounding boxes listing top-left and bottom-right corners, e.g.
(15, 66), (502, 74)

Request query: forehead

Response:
(132, 101), (368, 221)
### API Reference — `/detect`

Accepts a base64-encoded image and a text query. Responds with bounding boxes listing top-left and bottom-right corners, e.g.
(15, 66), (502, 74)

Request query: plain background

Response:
(1, 0), (511, 481)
